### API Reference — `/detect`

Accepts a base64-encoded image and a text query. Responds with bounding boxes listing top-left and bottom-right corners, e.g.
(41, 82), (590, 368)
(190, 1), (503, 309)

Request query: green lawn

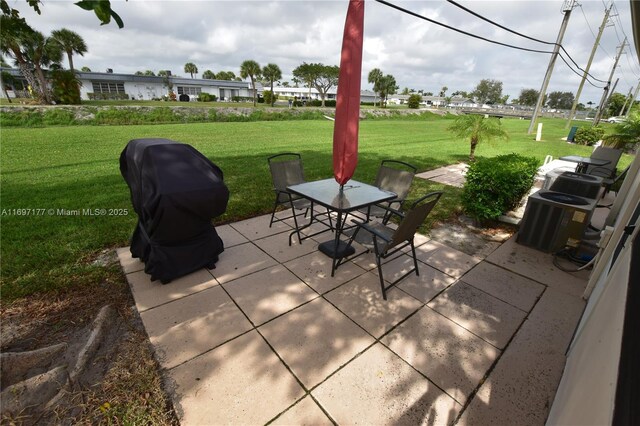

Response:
(0, 116), (628, 299)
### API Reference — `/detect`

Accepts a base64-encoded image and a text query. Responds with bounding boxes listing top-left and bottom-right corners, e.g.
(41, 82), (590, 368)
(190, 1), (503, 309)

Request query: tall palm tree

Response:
(240, 59), (261, 106)
(0, 15), (42, 102)
(448, 114), (508, 161)
(1, 70), (14, 103)
(262, 63), (282, 106)
(202, 70), (216, 79)
(184, 62), (198, 78)
(368, 68), (383, 107)
(50, 28), (87, 72)
(23, 31), (63, 104)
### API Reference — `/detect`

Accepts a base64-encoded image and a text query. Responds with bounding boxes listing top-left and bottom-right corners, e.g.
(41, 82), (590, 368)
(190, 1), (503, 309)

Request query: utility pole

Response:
(566, 1), (612, 128)
(619, 86), (634, 115)
(528, 0), (576, 134)
(624, 80), (640, 117)
(594, 37), (626, 125)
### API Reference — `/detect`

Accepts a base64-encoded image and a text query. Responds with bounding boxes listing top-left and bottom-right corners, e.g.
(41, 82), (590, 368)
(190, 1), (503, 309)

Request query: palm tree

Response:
(603, 112), (640, 149)
(368, 68), (383, 107)
(240, 59), (261, 106)
(1, 70), (14, 103)
(49, 28), (87, 72)
(439, 86), (448, 97)
(202, 70), (216, 79)
(80, 66), (91, 72)
(262, 63), (282, 106)
(184, 62), (198, 78)
(0, 15), (43, 102)
(22, 31), (63, 104)
(448, 114), (508, 161)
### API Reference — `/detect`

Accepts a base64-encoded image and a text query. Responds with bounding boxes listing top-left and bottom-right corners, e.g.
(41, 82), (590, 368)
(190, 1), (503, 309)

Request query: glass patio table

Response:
(559, 155), (610, 174)
(287, 178), (396, 276)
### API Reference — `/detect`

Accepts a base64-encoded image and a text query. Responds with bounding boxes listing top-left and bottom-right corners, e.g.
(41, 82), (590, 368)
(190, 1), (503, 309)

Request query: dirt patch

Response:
(0, 250), (177, 425)
(429, 216), (516, 258)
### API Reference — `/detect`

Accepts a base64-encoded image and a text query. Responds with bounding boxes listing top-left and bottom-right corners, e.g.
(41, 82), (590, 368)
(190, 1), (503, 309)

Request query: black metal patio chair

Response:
(338, 191), (443, 300)
(361, 160), (417, 224)
(268, 153), (332, 243)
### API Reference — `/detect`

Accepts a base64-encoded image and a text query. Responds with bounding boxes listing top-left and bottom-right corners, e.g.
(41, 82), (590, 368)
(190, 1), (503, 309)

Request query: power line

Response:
(443, 0), (607, 82)
(558, 52), (606, 88)
(375, 0), (607, 84)
(579, 3), (613, 59)
(373, 0), (554, 54)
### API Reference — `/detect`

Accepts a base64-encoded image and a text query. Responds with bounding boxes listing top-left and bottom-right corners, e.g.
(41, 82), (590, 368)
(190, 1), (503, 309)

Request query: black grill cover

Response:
(120, 138), (229, 283)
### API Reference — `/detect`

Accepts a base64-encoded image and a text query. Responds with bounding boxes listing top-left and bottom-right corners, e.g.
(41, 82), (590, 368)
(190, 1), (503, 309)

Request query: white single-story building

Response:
(0, 67), (252, 101)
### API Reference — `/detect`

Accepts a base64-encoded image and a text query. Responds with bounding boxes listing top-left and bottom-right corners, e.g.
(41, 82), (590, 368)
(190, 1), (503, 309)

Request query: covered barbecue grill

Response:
(120, 138), (229, 283)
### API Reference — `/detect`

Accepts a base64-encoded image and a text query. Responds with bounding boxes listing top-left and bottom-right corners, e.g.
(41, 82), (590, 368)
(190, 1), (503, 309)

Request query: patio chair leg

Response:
(269, 200), (279, 228)
(376, 254), (387, 301)
(411, 240), (420, 276)
(289, 196), (303, 245)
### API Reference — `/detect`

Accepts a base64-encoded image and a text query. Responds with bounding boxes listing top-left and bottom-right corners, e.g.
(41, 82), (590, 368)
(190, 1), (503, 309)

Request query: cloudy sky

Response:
(10, 0), (640, 103)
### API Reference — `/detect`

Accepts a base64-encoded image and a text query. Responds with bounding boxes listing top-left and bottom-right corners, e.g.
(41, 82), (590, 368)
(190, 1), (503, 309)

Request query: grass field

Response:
(0, 116), (627, 300)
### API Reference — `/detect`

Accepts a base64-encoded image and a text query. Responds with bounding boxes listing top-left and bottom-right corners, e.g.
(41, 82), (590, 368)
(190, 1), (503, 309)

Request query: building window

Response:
(177, 86), (201, 96)
(92, 81), (125, 94)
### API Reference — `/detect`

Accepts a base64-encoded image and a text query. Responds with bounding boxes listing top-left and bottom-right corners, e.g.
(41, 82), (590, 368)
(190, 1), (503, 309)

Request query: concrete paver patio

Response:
(118, 208), (589, 425)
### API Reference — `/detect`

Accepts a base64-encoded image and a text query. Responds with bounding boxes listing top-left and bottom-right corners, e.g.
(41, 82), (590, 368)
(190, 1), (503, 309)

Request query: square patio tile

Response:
(116, 247), (144, 274)
(170, 331), (305, 425)
(395, 261), (457, 303)
(270, 396), (333, 425)
(284, 251), (366, 295)
(253, 230), (319, 263)
(209, 242), (278, 284)
(223, 265), (318, 326)
(428, 282), (527, 349)
(486, 236), (589, 297)
(312, 343), (461, 425)
(126, 268), (219, 313)
(259, 297), (374, 389)
(324, 272), (423, 338)
(230, 214), (291, 240)
(382, 307), (500, 404)
(215, 224), (248, 248)
(461, 262), (545, 312)
(140, 285), (252, 369)
(415, 241), (482, 278)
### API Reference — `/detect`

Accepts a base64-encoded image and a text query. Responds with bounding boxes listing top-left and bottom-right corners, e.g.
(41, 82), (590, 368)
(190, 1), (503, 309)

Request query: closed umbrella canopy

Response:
(333, 0), (365, 186)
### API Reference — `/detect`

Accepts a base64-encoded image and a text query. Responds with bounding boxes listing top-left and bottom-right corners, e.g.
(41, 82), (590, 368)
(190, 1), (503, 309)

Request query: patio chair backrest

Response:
(587, 146), (623, 177)
(387, 191), (443, 251)
(374, 160), (417, 203)
(268, 153), (305, 194)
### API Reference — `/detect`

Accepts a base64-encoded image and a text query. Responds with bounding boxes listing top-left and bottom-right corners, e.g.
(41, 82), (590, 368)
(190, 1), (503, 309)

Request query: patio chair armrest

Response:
(588, 167), (614, 178)
(373, 203), (406, 220)
(359, 222), (392, 242)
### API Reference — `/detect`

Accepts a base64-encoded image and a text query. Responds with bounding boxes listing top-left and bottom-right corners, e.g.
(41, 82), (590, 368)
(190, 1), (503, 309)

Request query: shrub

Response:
(462, 153), (540, 222)
(574, 126), (605, 146)
(197, 92), (217, 102)
(324, 100), (336, 107)
(43, 108), (76, 125)
(407, 94), (421, 109)
(308, 100), (322, 107)
(50, 70), (81, 105)
(262, 90), (276, 105)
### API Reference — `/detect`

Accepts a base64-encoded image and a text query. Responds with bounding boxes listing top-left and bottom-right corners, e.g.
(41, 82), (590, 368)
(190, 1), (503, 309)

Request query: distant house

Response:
(447, 97), (477, 108)
(0, 67), (252, 101)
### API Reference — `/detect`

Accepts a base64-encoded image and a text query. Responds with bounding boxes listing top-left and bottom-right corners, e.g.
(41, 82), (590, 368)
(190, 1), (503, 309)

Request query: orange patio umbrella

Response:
(333, 0), (365, 187)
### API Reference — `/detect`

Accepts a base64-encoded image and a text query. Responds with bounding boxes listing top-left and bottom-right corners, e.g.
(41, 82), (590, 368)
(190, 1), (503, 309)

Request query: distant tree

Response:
(424, 91), (434, 96)
(293, 62), (339, 107)
(471, 79), (503, 104)
(1, 70), (13, 103)
(407, 93), (421, 109)
(202, 70), (216, 79)
(439, 86), (448, 97)
(157, 70), (169, 77)
(80, 66), (91, 72)
(367, 68), (383, 106)
(451, 90), (470, 98)
(376, 74), (398, 107)
(262, 63), (282, 106)
(449, 114), (508, 161)
(517, 88), (539, 106)
(546, 91), (574, 110)
(143, 70), (155, 76)
(134, 71), (144, 76)
(240, 59), (261, 106)
(401, 87), (410, 95)
(292, 77), (301, 87)
(215, 71), (235, 80)
(49, 28), (86, 72)
(184, 62), (198, 78)
(606, 92), (627, 117)
(281, 81), (290, 88)
(499, 95), (510, 105)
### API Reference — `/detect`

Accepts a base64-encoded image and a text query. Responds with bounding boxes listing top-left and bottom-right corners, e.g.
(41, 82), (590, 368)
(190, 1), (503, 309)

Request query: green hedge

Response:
(574, 126), (605, 146)
(462, 153), (540, 222)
